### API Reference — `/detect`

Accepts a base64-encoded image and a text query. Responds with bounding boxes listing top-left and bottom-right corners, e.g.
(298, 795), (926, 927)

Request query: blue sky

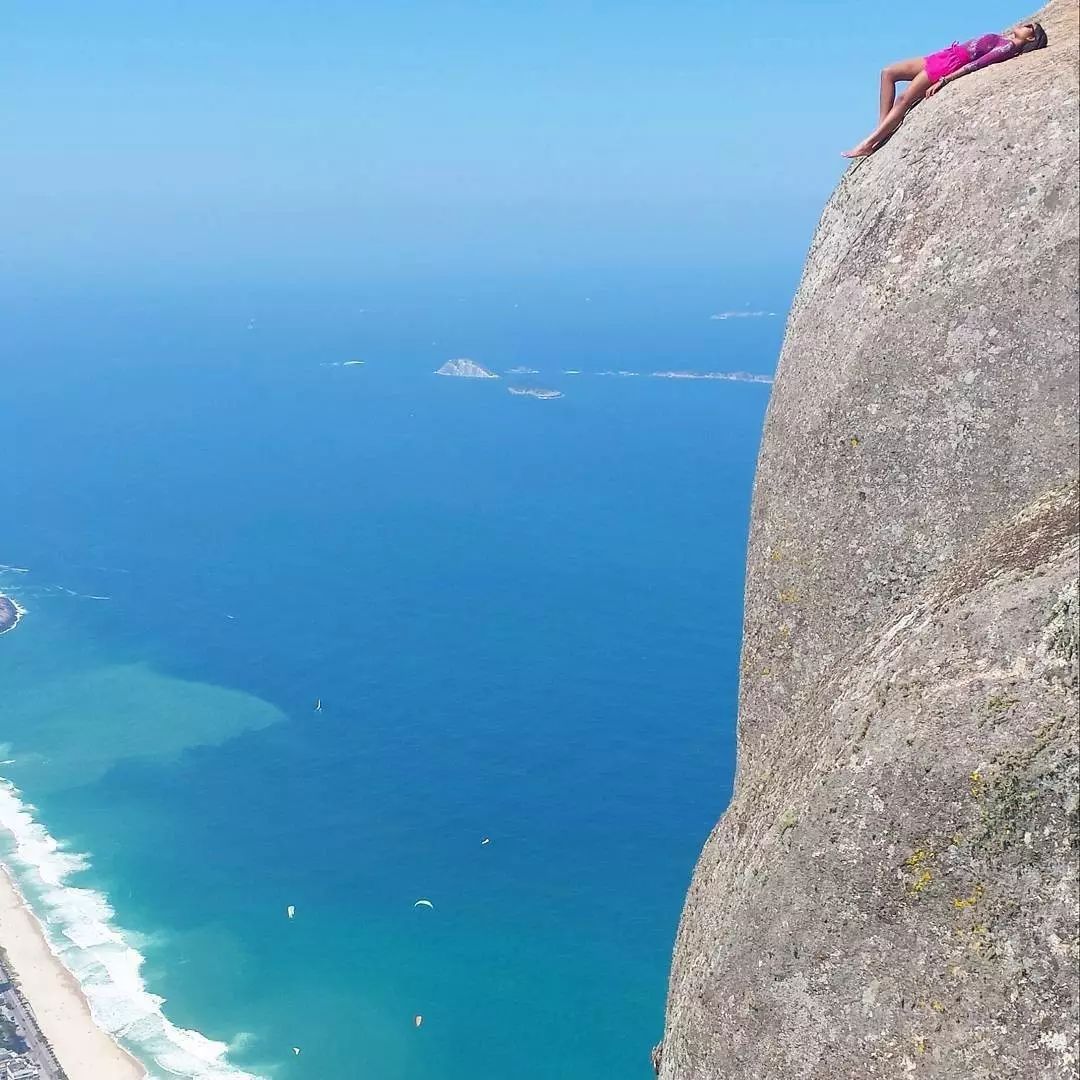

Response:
(6, 0), (1026, 285)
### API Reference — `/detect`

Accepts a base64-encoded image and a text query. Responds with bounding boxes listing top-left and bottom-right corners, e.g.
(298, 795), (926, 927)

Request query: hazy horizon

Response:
(7, 0), (1024, 289)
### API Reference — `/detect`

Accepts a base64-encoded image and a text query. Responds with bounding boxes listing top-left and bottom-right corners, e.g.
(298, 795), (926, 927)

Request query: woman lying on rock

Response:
(842, 21), (1047, 158)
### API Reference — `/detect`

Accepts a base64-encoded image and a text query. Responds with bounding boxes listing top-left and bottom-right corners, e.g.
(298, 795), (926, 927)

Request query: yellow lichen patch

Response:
(953, 884), (985, 911)
(929, 1000), (946, 1014)
(905, 848), (931, 868)
(903, 847), (935, 895)
(911, 870), (933, 893)
(849, 436), (861, 448)
(969, 770), (984, 799)
(778, 589), (801, 604)
(769, 547), (783, 563)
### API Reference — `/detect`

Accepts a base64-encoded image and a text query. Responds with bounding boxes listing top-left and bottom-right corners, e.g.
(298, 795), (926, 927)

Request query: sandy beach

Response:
(0, 867), (146, 1079)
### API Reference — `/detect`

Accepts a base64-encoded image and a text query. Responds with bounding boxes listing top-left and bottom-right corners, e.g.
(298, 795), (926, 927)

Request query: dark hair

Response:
(1022, 21), (1048, 52)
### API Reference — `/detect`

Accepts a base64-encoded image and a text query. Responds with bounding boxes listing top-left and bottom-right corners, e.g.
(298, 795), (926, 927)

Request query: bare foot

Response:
(841, 143), (875, 158)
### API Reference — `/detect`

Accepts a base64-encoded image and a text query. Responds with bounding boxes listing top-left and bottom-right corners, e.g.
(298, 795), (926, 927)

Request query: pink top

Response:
(952, 33), (1020, 77)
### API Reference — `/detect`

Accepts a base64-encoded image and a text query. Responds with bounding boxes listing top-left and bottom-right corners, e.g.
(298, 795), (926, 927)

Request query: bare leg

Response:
(844, 71), (932, 158)
(879, 58), (925, 120)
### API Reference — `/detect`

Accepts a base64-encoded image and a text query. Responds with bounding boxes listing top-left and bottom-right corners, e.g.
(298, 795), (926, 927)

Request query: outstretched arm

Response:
(927, 41), (1019, 95)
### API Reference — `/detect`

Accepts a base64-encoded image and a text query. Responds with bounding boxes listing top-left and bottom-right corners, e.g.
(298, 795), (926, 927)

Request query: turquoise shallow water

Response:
(0, 276), (780, 1079)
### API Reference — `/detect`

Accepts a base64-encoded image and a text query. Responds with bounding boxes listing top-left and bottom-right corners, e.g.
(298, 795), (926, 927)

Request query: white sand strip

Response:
(0, 867), (146, 1079)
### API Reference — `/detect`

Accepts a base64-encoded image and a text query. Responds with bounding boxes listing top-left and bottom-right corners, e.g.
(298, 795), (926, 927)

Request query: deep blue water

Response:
(0, 275), (781, 1079)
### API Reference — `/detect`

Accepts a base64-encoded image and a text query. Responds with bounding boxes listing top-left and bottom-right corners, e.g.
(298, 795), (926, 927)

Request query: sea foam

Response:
(0, 781), (266, 1080)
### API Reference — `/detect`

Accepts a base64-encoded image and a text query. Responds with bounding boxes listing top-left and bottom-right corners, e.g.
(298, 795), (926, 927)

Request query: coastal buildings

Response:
(0, 959), (66, 1080)
(1, 1054), (45, 1080)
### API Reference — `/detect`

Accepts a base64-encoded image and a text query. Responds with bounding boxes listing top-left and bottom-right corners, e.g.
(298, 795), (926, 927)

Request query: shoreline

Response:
(0, 865), (147, 1079)
(0, 609), (264, 1080)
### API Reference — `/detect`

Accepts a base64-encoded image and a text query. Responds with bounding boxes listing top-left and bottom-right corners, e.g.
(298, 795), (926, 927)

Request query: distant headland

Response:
(0, 596), (22, 635)
(650, 370), (773, 384)
(435, 358), (499, 379)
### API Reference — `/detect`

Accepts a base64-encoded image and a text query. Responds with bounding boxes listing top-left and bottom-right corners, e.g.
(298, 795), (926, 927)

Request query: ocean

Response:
(0, 273), (782, 1079)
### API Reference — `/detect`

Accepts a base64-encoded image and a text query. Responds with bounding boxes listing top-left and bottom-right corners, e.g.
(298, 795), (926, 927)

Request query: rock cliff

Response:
(659, 4), (1080, 1077)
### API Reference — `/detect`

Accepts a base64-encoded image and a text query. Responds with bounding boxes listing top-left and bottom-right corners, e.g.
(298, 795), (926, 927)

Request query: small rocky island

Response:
(0, 596), (21, 635)
(435, 358), (499, 378)
(508, 386), (563, 400)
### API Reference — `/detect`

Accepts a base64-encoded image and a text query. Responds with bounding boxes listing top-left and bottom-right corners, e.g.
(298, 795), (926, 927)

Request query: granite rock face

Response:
(660, 4), (1080, 1078)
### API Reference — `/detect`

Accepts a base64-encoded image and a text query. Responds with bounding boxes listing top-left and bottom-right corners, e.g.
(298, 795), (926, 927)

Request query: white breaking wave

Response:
(0, 781), (267, 1080)
(0, 565), (30, 575)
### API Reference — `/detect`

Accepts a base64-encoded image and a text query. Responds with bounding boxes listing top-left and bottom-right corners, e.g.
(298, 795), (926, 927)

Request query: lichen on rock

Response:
(1042, 577), (1080, 677)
